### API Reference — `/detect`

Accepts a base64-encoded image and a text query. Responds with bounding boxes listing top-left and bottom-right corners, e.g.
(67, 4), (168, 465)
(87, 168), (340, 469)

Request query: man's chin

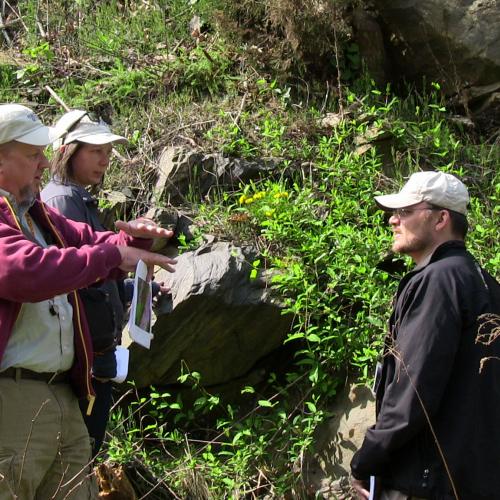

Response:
(391, 242), (404, 254)
(19, 186), (36, 203)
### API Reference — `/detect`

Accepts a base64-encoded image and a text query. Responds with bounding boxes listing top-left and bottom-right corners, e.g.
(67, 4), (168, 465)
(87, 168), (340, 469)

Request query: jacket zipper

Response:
(39, 203), (95, 414)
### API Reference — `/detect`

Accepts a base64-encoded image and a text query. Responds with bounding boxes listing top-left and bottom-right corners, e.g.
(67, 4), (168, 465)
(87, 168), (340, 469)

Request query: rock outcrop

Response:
(152, 146), (288, 206)
(303, 380), (375, 498)
(373, 0), (500, 94)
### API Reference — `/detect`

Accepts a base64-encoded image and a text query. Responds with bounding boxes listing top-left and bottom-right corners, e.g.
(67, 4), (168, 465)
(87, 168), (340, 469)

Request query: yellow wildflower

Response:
(273, 192), (288, 199)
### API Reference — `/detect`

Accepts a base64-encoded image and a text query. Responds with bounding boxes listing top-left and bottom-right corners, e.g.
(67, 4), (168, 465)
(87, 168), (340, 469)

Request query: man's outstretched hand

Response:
(117, 246), (176, 274)
(115, 218), (173, 240)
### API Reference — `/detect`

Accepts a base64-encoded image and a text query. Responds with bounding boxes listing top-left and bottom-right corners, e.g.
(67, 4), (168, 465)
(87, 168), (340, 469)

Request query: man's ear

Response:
(435, 209), (451, 232)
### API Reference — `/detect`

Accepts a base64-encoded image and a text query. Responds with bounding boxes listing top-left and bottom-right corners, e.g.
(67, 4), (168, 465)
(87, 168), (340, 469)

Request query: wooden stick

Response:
(45, 85), (70, 111)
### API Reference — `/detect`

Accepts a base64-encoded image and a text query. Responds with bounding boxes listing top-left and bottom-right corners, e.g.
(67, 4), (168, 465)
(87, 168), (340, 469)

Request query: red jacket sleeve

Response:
(0, 204), (152, 303)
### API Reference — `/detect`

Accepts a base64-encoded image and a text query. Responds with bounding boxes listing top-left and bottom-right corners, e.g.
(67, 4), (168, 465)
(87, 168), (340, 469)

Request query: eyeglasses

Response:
(390, 207), (440, 218)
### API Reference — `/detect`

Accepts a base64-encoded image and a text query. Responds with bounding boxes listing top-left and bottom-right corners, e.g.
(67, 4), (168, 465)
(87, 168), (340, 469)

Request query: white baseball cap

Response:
(375, 171), (469, 215)
(0, 104), (59, 146)
(53, 109), (127, 149)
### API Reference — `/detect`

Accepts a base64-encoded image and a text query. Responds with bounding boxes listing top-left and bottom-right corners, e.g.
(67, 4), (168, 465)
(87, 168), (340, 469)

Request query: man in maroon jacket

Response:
(0, 104), (176, 499)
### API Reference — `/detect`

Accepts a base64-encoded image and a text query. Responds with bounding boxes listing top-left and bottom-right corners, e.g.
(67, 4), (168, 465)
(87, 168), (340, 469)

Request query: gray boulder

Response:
(126, 242), (292, 388)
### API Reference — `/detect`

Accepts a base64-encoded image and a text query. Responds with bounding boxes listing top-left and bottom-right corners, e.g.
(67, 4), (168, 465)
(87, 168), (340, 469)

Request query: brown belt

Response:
(0, 367), (70, 384)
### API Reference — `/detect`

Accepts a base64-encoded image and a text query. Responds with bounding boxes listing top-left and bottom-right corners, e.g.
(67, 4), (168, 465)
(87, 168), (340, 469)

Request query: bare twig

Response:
(475, 313), (500, 346)
(45, 85), (70, 111)
(232, 91), (249, 129)
(0, 7), (12, 46)
(164, 7), (192, 25)
(112, 148), (129, 163)
(201, 46), (214, 64)
(172, 37), (186, 54)
(4, 0), (28, 32)
(0, 471), (17, 497)
(0, 22), (12, 45)
(480, 356), (500, 372)
(17, 399), (51, 491)
(320, 80), (330, 115)
(332, 8), (344, 117)
(476, 313), (500, 372)
(388, 346), (460, 500)
(123, 120), (215, 168)
(177, 134), (197, 147)
(0, 16), (22, 29)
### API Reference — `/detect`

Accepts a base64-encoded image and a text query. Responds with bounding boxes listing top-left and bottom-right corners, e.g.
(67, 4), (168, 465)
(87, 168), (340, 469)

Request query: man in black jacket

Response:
(351, 171), (500, 500)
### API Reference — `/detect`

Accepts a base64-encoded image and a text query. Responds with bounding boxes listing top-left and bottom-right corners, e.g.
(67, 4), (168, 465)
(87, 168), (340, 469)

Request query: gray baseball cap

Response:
(0, 104), (58, 146)
(375, 171), (469, 215)
(53, 109), (127, 149)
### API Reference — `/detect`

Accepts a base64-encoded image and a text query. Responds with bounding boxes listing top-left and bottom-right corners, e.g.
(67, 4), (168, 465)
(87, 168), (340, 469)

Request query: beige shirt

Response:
(0, 189), (74, 373)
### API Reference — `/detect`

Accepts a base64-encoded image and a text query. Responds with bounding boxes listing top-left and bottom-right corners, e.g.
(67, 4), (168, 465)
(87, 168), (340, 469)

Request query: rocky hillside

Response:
(0, 1), (498, 497)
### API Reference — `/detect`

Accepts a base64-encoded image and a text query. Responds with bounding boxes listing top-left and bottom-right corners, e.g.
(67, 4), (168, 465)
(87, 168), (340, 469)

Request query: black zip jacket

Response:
(351, 241), (500, 500)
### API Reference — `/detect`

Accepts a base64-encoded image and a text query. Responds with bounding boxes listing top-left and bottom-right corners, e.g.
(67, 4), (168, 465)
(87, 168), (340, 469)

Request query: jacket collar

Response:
(397, 240), (467, 291)
(427, 240), (466, 265)
(0, 187), (36, 218)
(51, 177), (97, 205)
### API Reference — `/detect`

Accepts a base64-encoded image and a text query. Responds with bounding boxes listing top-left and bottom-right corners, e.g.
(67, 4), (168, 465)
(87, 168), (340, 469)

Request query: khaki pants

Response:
(380, 489), (426, 500)
(0, 377), (97, 499)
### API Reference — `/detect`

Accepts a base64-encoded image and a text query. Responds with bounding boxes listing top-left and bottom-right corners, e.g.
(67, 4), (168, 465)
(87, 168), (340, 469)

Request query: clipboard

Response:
(127, 259), (154, 349)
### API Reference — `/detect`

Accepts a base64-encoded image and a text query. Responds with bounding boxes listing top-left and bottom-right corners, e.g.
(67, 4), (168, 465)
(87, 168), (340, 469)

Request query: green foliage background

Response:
(1, 0), (498, 497)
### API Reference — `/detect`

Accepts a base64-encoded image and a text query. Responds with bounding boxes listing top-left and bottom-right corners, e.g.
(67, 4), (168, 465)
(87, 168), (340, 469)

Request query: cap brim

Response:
(78, 133), (128, 145)
(16, 125), (60, 146)
(374, 193), (424, 210)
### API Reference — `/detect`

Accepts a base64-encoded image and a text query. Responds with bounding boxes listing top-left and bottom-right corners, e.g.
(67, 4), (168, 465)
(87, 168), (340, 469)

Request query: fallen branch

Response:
(45, 85), (70, 111)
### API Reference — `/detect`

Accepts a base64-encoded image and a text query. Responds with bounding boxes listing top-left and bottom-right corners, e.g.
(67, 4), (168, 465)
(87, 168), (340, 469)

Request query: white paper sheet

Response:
(111, 345), (129, 383)
(369, 475), (376, 500)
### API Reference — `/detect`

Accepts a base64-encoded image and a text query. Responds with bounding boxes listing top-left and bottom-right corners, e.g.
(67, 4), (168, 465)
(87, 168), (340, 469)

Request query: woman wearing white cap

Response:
(41, 110), (164, 456)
